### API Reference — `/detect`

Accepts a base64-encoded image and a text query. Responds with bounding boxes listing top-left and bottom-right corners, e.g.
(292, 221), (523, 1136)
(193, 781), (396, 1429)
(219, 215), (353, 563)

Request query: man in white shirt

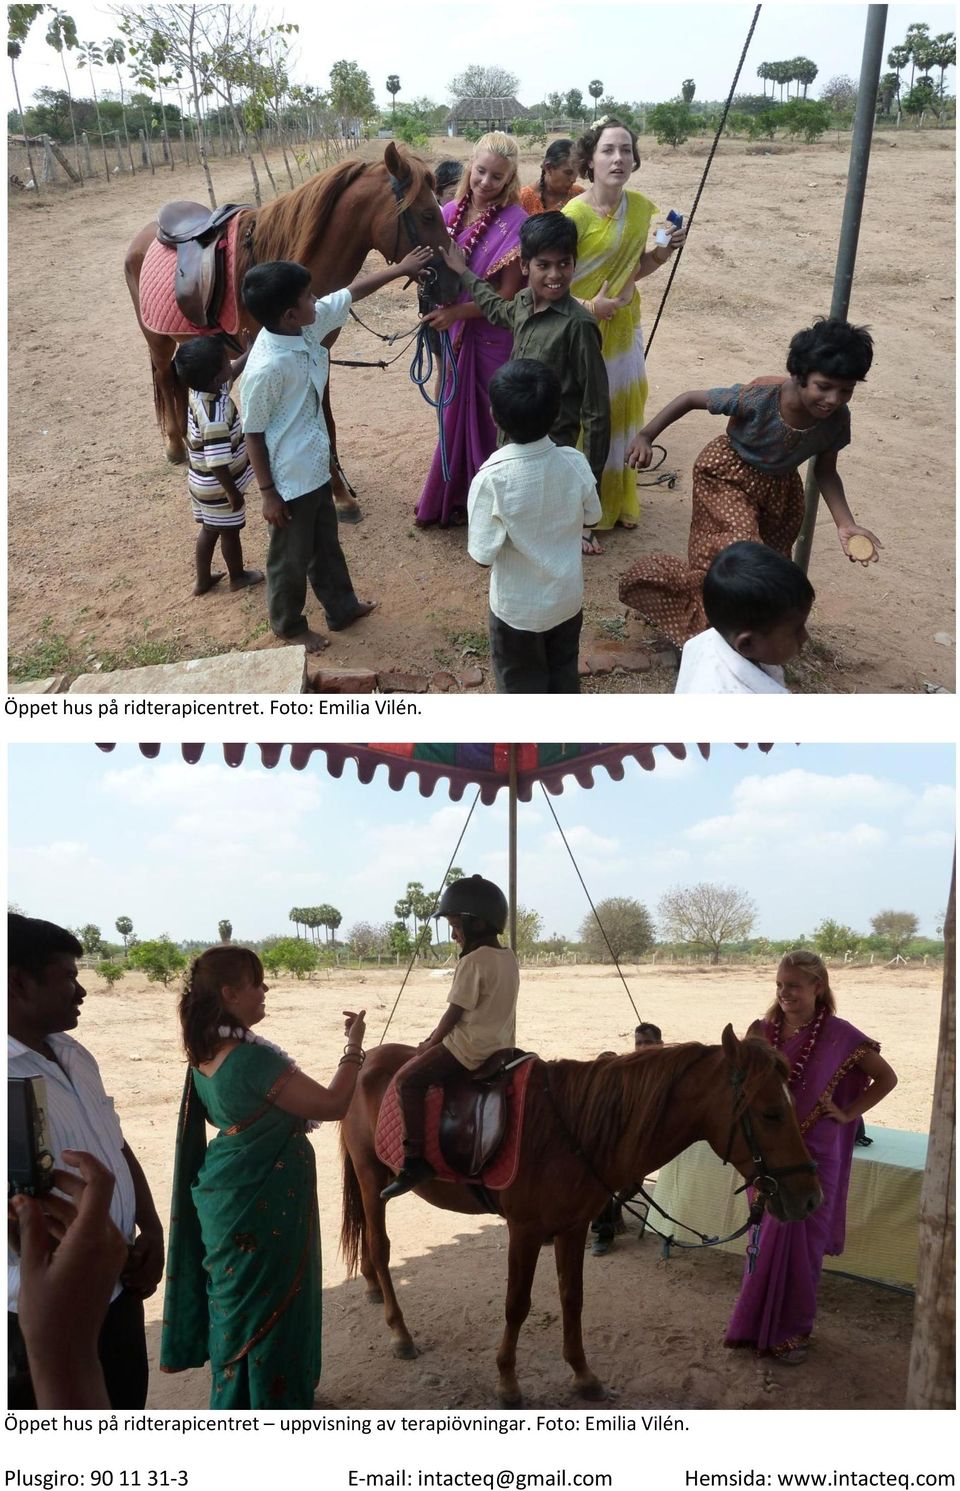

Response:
(675, 541), (814, 695)
(8, 915), (165, 1408)
(468, 359), (601, 693)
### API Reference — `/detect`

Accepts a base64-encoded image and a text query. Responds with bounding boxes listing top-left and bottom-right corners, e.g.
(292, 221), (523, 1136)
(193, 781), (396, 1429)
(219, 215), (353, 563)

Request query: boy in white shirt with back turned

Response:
(467, 359), (601, 693)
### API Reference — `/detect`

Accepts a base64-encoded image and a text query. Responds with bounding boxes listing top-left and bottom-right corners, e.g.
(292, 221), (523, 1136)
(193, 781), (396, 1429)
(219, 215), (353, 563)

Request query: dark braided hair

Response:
(538, 138), (575, 204)
(179, 945), (264, 1066)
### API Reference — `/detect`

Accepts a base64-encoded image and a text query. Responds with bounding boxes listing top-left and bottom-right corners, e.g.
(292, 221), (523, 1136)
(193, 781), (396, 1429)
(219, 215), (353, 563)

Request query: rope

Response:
(635, 441), (678, 489)
(378, 786), (481, 1045)
(644, 4), (762, 359)
(409, 323), (459, 481)
(538, 783), (641, 1023)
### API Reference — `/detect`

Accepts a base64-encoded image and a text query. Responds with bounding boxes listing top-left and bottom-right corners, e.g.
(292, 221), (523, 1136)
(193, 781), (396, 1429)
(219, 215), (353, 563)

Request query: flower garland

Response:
(218, 1024), (318, 1131)
(448, 194), (500, 266)
(770, 1003), (827, 1091)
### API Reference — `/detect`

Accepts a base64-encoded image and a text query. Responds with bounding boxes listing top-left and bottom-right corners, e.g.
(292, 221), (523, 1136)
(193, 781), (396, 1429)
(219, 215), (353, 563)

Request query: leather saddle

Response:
(155, 200), (250, 329)
(438, 1048), (534, 1178)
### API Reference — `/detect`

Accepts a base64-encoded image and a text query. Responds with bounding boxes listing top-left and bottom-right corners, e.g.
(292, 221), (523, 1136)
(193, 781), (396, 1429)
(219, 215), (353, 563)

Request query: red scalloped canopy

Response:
(95, 744), (772, 805)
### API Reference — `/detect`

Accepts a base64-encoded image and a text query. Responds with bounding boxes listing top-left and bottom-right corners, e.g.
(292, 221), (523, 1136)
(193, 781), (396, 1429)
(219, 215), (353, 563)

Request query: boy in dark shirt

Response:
(441, 212), (609, 555)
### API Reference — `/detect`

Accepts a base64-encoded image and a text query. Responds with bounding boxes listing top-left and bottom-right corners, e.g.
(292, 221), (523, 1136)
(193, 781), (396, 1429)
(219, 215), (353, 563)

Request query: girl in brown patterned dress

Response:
(618, 317), (882, 647)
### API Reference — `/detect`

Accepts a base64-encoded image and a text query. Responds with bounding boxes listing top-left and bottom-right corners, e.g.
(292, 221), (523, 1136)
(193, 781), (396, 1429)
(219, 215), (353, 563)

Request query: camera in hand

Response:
(8, 1077), (56, 1196)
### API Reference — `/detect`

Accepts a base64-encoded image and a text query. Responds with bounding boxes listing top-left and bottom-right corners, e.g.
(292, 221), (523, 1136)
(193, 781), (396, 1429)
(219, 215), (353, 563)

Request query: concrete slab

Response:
(70, 650), (306, 694)
(7, 676), (70, 694)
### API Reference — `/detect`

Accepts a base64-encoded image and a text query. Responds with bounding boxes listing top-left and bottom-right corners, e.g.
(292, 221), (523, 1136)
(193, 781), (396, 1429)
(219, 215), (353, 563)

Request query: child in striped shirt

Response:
(174, 336), (264, 597)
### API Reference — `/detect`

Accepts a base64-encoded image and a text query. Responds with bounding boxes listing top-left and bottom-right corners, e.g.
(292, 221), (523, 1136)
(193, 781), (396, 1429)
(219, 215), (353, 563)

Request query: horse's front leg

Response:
(322, 366), (362, 520)
(495, 1223), (542, 1408)
(357, 1168), (417, 1359)
(553, 1222), (606, 1400)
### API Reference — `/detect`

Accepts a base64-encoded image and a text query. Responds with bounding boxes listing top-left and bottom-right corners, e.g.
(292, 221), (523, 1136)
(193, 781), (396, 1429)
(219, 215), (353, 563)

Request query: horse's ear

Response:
(384, 141), (408, 181)
(721, 1023), (742, 1066)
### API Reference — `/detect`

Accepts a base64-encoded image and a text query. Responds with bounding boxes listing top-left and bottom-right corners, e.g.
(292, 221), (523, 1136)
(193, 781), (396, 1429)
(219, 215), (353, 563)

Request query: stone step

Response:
(70, 649), (306, 694)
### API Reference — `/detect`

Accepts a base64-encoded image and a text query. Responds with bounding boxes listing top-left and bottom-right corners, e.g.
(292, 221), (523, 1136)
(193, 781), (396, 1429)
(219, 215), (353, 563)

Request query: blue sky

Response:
(11, 3), (955, 109)
(7, 744), (954, 944)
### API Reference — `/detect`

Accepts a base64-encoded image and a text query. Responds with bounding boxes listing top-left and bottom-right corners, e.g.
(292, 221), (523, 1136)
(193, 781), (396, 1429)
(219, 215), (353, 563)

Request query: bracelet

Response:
(342, 1044), (366, 1064)
(339, 1053), (364, 1069)
(260, 483), (277, 493)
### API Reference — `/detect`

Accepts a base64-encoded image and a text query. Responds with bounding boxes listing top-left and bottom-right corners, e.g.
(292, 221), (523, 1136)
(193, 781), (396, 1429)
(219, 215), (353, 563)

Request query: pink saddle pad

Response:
(139, 212), (244, 338)
(375, 1057), (536, 1190)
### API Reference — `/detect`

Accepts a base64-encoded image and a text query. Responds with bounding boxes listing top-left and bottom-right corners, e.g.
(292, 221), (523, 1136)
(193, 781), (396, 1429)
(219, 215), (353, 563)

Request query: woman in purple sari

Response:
(725, 950), (897, 1363)
(415, 132), (527, 527)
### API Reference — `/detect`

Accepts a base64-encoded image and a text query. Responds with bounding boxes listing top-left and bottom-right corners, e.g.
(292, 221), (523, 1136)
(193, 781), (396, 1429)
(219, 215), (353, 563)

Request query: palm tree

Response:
(588, 78), (603, 119)
(45, 8), (83, 183)
(8, 5), (45, 194)
(886, 43), (910, 123)
(905, 22), (931, 91)
(289, 905), (304, 939)
(76, 40), (112, 182)
(115, 915), (134, 954)
(681, 78), (696, 104)
(932, 32), (956, 105)
(793, 57), (818, 99)
(386, 73), (400, 115)
(218, 919), (232, 943)
(104, 35), (137, 173)
(756, 61), (771, 99)
(326, 906), (342, 948)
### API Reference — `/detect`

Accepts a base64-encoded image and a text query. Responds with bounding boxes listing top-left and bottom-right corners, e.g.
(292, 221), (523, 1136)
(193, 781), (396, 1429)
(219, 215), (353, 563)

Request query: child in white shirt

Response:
(467, 359), (601, 693)
(675, 541), (814, 694)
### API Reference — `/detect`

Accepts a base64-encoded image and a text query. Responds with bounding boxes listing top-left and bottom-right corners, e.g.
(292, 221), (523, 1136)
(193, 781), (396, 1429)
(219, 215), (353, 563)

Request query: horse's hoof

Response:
(393, 1339), (418, 1360)
(497, 1386), (523, 1409)
(165, 446), (187, 466)
(576, 1378), (608, 1402)
(365, 1289), (384, 1305)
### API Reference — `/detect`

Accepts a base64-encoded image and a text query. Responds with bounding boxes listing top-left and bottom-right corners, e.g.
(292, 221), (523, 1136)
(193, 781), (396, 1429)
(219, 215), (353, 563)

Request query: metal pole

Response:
(508, 746), (518, 952)
(794, 4), (887, 573)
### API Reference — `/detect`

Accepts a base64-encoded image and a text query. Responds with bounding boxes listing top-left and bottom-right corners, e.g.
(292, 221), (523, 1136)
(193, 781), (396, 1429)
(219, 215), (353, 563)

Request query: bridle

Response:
(387, 171), (444, 313)
(723, 1063), (819, 1201)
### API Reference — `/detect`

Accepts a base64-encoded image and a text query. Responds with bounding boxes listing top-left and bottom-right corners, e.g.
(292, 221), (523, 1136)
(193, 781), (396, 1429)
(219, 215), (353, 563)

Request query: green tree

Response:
(97, 960), (125, 989)
(648, 100), (693, 148)
(45, 8), (83, 182)
(9, 5), (46, 192)
(129, 936), (187, 987)
(589, 78), (604, 118)
(813, 918), (861, 958)
(386, 72), (400, 114)
(448, 64), (519, 99)
(579, 897), (655, 962)
(756, 61), (773, 99)
(218, 919), (232, 943)
(77, 923), (104, 956)
(514, 905), (543, 957)
(904, 21), (932, 92)
(261, 937), (319, 979)
(748, 108), (780, 140)
(104, 34), (137, 172)
(870, 910), (920, 956)
(75, 40), (112, 182)
(681, 78), (696, 104)
(793, 57), (819, 99)
(931, 32), (956, 109)
(780, 98), (832, 142)
(115, 915), (134, 953)
(658, 883), (756, 964)
(903, 78), (939, 125)
(329, 58), (376, 136)
(564, 87), (585, 120)
(389, 921), (412, 958)
(887, 42), (910, 117)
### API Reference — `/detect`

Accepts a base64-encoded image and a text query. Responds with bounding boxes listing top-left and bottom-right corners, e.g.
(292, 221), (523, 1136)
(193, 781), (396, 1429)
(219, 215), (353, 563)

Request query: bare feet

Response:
(229, 568), (265, 592)
(616, 519), (638, 530)
(282, 629), (330, 654)
(194, 572), (226, 596)
(328, 599), (379, 631)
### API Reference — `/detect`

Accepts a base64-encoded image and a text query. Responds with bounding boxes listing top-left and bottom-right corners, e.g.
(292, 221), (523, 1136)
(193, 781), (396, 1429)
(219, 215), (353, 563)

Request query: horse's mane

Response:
(538, 1037), (788, 1167)
(251, 148), (435, 268)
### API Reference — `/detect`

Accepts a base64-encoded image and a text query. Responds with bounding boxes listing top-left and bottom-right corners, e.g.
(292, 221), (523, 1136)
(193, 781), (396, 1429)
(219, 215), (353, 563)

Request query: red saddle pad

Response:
(139, 212), (244, 339)
(375, 1057), (536, 1190)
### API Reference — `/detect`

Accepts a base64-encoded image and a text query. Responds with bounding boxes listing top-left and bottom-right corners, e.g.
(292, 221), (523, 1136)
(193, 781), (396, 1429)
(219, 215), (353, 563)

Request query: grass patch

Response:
(8, 618), (75, 681)
(451, 628), (490, 660)
(597, 615), (628, 642)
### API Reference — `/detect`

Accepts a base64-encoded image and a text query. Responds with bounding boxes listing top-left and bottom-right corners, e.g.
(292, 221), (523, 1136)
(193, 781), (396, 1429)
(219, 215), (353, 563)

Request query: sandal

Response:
(582, 532), (603, 555)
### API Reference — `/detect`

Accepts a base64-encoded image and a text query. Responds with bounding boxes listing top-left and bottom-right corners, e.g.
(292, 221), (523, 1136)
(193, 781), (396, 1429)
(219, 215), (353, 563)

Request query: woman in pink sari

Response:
(725, 950), (897, 1363)
(415, 132), (526, 528)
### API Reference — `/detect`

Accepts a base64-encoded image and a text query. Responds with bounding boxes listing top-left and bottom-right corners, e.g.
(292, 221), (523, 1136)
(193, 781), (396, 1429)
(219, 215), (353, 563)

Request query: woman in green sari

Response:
(160, 946), (365, 1409)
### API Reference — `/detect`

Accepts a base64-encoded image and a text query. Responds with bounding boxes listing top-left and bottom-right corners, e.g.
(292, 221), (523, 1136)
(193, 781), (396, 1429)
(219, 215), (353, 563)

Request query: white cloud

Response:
(903, 784), (956, 830)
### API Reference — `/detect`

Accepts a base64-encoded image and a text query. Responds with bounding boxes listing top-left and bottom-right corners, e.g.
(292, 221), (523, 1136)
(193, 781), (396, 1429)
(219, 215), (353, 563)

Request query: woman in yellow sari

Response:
(564, 118), (684, 543)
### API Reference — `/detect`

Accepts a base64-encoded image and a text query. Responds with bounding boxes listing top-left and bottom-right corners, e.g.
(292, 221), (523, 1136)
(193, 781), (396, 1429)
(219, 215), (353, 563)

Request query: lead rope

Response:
(644, 4), (762, 359)
(410, 324), (459, 481)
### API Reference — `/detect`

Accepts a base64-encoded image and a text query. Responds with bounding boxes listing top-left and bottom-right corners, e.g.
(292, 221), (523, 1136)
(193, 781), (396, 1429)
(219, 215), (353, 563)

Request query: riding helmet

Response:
(437, 875), (508, 933)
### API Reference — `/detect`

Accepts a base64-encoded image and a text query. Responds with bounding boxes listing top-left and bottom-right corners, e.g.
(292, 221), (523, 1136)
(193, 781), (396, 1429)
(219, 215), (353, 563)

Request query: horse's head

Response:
(373, 143), (461, 309)
(716, 1025), (822, 1223)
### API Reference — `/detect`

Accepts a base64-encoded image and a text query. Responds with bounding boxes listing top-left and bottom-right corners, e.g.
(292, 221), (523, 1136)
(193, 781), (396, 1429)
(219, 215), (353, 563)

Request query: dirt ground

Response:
(7, 132), (955, 692)
(75, 959), (941, 1412)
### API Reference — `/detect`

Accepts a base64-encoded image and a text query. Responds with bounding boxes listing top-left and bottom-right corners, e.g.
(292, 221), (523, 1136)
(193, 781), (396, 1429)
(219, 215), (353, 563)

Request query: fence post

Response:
(82, 131), (94, 177)
(139, 129), (149, 167)
(42, 135), (56, 184)
(114, 131), (125, 173)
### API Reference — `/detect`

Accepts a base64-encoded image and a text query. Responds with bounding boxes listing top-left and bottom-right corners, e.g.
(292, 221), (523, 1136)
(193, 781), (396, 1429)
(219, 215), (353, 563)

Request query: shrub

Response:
(647, 101), (693, 149)
(128, 937), (187, 987)
(97, 961), (126, 990)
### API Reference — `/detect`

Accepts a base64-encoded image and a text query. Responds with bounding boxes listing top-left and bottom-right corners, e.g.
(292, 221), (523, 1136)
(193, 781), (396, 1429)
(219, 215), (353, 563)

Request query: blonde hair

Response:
(456, 131), (521, 208)
(764, 948), (837, 1022)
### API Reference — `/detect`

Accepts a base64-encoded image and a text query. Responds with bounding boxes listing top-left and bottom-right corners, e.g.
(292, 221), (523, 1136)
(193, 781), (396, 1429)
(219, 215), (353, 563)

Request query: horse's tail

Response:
(151, 355), (164, 429)
(340, 1132), (365, 1278)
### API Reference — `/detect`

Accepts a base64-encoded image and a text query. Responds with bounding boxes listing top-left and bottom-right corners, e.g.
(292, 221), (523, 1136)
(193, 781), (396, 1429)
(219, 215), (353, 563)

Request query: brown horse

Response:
(340, 1026), (821, 1406)
(123, 143), (457, 506)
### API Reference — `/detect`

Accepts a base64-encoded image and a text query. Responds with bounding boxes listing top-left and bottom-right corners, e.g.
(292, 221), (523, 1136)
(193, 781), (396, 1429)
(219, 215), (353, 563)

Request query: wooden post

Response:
(82, 131), (93, 177)
(905, 857), (955, 1408)
(114, 131), (124, 173)
(44, 135), (80, 183)
(139, 129), (149, 167)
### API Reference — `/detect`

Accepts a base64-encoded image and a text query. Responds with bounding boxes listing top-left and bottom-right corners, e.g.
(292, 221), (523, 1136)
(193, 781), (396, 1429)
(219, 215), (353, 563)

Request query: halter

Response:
(387, 171), (443, 314)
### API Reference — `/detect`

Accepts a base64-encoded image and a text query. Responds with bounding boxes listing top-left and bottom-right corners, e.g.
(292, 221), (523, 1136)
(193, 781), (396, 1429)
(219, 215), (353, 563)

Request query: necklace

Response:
(216, 1024), (318, 1130)
(449, 195), (499, 263)
(771, 1004), (826, 1090)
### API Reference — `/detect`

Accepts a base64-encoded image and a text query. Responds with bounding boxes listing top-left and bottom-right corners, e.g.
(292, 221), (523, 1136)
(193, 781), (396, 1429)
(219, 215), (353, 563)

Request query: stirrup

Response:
(381, 1158), (434, 1201)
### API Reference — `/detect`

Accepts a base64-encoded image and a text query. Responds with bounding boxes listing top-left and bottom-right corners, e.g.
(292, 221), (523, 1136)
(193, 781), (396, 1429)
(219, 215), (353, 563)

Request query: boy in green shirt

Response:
(441, 213), (609, 554)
